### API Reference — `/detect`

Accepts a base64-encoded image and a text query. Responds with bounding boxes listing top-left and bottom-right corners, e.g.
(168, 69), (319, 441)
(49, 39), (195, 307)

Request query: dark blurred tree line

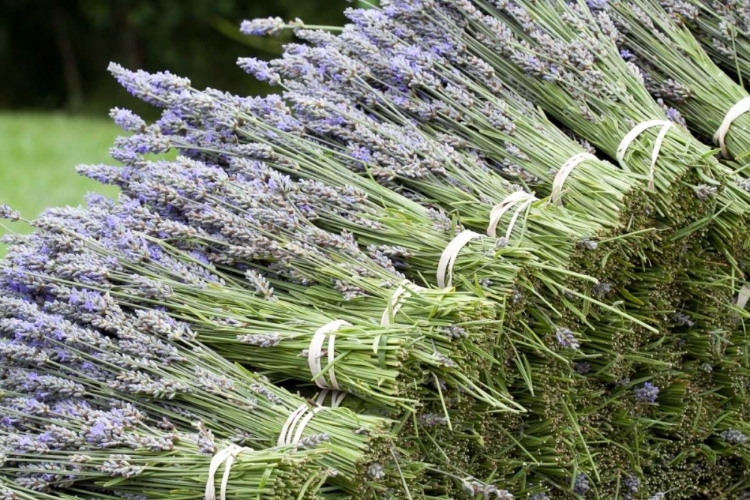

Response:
(0, 0), (350, 115)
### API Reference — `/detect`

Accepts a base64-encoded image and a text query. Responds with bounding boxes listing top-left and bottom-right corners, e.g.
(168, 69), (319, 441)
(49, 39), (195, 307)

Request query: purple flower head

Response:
(623, 475), (640, 493)
(635, 382), (659, 403)
(240, 17), (286, 37)
(665, 107), (682, 123)
(108, 62), (190, 108)
(555, 327), (580, 349)
(721, 429), (749, 445)
(587, 0), (608, 10)
(109, 108), (146, 132)
(0, 204), (20, 221)
(619, 49), (634, 60)
(573, 473), (590, 495)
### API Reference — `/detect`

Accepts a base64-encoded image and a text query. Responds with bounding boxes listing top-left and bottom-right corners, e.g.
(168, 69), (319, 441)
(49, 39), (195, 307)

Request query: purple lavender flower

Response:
(240, 17), (286, 37)
(573, 473), (589, 495)
(635, 382), (659, 403)
(0, 204), (20, 221)
(721, 429), (749, 445)
(555, 328), (580, 349)
(109, 107), (146, 132)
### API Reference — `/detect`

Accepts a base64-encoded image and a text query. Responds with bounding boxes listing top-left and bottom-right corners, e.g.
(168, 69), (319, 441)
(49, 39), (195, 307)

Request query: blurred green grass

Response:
(0, 113), (121, 256)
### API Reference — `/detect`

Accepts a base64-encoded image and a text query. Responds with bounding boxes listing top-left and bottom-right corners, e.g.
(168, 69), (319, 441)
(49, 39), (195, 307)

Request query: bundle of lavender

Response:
(0, 390), (330, 500)
(0, 285), (417, 499)
(428, 0), (750, 249)
(594, 0), (750, 162)
(683, 1), (750, 86)
(3, 194), (516, 413)
(103, 62), (659, 323)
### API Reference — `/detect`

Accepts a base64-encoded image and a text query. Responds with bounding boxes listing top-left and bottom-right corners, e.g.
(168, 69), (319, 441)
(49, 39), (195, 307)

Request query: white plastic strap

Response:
(436, 230), (482, 288)
(308, 320), (351, 390)
(737, 284), (750, 309)
(277, 403), (325, 446)
(487, 191), (536, 239)
(714, 97), (750, 158)
(316, 389), (347, 408)
(551, 153), (597, 205)
(381, 284), (412, 326)
(616, 120), (673, 191)
(205, 444), (252, 500)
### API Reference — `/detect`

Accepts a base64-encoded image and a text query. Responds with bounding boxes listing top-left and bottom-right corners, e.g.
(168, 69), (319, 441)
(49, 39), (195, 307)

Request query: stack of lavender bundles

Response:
(4, 0), (750, 499)
(389, 0), (750, 495)
(235, 2), (750, 495)
(95, 62), (679, 496)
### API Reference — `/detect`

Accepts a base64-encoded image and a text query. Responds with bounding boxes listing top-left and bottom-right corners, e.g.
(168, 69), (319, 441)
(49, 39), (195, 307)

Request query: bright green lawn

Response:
(0, 113), (121, 256)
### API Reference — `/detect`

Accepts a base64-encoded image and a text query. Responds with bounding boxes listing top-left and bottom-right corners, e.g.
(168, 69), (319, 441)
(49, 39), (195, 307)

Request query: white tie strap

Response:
(617, 120), (673, 191)
(737, 283), (750, 309)
(487, 191), (536, 239)
(714, 97), (750, 158)
(205, 444), (253, 500)
(551, 153), (597, 205)
(308, 320), (351, 390)
(436, 230), (483, 288)
(277, 403), (327, 447)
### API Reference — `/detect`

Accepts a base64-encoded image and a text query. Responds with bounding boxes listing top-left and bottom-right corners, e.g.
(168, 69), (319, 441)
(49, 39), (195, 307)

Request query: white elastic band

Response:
(616, 120), (673, 191)
(436, 230), (482, 288)
(316, 389), (347, 408)
(205, 444), (252, 500)
(277, 403), (327, 446)
(737, 284), (750, 309)
(714, 97), (750, 158)
(551, 153), (597, 205)
(308, 320), (351, 390)
(381, 284), (419, 326)
(487, 191), (536, 239)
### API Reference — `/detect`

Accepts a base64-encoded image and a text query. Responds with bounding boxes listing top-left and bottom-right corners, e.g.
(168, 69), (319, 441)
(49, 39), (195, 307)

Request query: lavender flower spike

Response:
(0, 204), (20, 221)
(555, 328), (580, 349)
(635, 382), (659, 403)
(240, 17), (286, 37)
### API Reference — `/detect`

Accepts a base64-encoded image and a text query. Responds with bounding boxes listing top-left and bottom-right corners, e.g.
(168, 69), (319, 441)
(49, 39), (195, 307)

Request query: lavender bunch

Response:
(427, 0), (750, 254)
(6, 193), (517, 412)
(102, 62), (658, 328)
(683, 1), (750, 86)
(594, 0), (750, 161)
(245, 7), (652, 249)
(0, 285), (415, 498)
(0, 393), (329, 499)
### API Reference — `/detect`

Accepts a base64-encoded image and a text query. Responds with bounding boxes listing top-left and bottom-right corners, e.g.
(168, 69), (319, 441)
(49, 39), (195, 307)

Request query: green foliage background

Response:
(0, 0), (357, 255)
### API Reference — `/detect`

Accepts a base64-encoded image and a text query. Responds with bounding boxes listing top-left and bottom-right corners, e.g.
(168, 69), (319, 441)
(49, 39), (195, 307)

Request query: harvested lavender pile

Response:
(3, 1), (750, 499)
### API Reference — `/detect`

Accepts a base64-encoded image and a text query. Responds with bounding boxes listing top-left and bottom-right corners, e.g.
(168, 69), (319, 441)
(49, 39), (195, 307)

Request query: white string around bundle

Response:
(315, 389), (347, 408)
(278, 403), (328, 447)
(737, 283), (750, 309)
(436, 230), (483, 288)
(308, 319), (351, 390)
(205, 444), (253, 500)
(487, 191), (537, 239)
(616, 120), (673, 191)
(714, 97), (750, 158)
(380, 283), (422, 326)
(551, 153), (597, 205)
